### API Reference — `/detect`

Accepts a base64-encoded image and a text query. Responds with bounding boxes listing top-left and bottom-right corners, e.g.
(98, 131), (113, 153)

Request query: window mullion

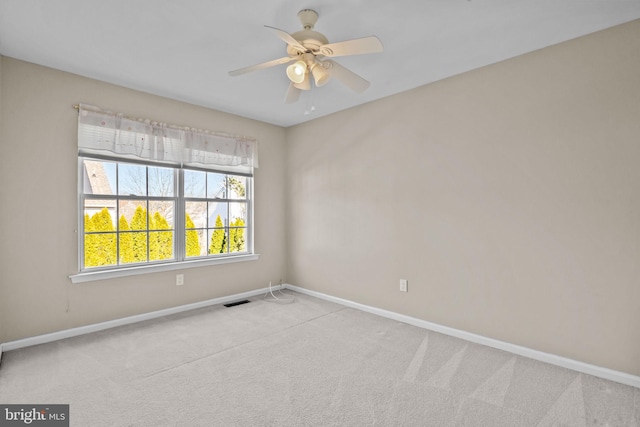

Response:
(146, 167), (150, 262)
(226, 195), (230, 254)
(247, 177), (253, 254)
(176, 168), (186, 261)
(115, 194), (120, 266)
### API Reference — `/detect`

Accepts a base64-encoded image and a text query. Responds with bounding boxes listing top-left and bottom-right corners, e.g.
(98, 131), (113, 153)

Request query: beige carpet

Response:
(0, 291), (638, 426)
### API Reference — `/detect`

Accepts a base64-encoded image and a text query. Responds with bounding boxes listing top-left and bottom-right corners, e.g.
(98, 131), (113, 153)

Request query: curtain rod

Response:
(71, 104), (256, 143)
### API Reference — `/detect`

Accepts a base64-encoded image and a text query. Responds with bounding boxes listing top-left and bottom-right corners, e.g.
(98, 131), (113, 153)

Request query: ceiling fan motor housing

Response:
(287, 9), (331, 56)
(288, 30), (329, 55)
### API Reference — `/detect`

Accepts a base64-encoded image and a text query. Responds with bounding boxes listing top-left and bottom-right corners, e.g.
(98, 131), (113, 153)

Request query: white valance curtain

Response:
(77, 104), (258, 173)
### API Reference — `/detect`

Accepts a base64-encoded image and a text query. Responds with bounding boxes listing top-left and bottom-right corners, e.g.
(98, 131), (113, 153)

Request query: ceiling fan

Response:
(228, 9), (384, 104)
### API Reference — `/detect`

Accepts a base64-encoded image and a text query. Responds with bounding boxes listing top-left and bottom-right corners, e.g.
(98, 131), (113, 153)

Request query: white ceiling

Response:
(1, 0), (639, 127)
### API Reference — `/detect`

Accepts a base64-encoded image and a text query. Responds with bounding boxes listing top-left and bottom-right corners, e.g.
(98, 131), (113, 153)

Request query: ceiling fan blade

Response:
(264, 25), (307, 53)
(284, 82), (302, 104)
(322, 60), (370, 93)
(228, 56), (295, 76)
(319, 36), (383, 58)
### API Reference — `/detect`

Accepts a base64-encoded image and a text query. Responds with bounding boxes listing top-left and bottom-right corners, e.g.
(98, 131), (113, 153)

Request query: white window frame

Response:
(70, 156), (257, 284)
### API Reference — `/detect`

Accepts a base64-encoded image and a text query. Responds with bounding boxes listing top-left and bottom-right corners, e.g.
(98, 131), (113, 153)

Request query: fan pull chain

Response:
(304, 83), (316, 115)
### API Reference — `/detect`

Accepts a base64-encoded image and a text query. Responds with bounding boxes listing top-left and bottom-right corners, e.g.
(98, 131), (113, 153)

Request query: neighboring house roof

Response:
(85, 160), (113, 195)
(84, 160), (116, 211)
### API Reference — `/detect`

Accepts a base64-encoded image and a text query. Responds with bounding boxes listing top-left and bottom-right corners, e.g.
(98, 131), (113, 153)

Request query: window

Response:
(72, 104), (258, 282)
(184, 170), (249, 257)
(80, 158), (252, 271)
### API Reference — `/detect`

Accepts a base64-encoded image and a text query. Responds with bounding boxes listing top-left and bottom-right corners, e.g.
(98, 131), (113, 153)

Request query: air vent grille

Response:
(223, 300), (250, 308)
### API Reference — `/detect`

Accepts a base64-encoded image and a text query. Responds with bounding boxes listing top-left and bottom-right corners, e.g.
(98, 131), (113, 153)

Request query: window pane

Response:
(83, 159), (115, 195)
(227, 176), (247, 199)
(119, 200), (148, 231)
(119, 232), (135, 264)
(84, 200), (116, 231)
(118, 163), (147, 196)
(208, 228), (228, 255)
(208, 202), (228, 228)
(185, 229), (205, 258)
(207, 173), (226, 199)
(84, 233), (117, 268)
(185, 202), (207, 229)
(229, 202), (247, 225)
(129, 231), (148, 262)
(184, 170), (206, 198)
(229, 227), (247, 253)
(149, 201), (174, 229)
(148, 166), (175, 197)
(150, 231), (174, 261)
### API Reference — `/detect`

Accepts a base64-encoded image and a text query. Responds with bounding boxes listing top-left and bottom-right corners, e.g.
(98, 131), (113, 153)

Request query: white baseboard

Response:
(0, 285), (279, 352)
(283, 284), (640, 389)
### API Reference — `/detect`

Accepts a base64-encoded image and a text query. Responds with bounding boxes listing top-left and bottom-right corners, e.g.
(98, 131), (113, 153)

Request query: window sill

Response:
(69, 254), (260, 284)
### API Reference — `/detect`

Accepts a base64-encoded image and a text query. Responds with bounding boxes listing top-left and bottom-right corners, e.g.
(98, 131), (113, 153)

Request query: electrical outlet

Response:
(176, 274), (184, 286)
(399, 279), (408, 292)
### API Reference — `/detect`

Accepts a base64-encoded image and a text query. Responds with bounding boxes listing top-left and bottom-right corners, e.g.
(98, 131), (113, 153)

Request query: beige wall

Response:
(0, 57), (287, 342)
(286, 20), (640, 376)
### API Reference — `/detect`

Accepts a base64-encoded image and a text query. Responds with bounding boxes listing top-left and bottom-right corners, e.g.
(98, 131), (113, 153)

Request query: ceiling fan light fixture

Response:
(293, 73), (311, 90)
(311, 62), (330, 87)
(286, 60), (307, 83)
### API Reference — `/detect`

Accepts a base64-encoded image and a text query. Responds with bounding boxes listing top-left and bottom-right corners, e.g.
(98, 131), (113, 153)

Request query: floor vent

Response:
(223, 300), (250, 308)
